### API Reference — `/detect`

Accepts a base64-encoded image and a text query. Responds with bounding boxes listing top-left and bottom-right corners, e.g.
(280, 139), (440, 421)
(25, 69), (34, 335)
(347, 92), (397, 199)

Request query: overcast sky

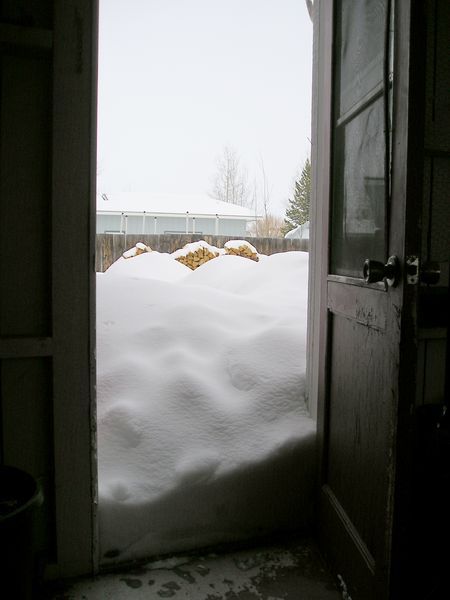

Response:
(97, 0), (313, 218)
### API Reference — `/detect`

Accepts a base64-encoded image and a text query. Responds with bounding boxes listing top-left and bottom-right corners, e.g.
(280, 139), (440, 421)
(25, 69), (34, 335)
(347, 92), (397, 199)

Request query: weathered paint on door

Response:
(312, 1), (426, 597)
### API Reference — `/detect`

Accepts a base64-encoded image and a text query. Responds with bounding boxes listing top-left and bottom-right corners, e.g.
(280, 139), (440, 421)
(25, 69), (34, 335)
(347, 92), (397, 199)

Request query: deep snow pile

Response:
(97, 250), (316, 564)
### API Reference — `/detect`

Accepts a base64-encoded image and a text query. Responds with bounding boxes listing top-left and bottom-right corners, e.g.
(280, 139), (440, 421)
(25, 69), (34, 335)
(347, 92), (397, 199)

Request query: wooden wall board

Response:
(0, 54), (51, 337)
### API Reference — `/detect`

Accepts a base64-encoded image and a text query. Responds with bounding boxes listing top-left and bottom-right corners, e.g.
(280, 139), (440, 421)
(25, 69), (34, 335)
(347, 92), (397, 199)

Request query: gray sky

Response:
(97, 0), (313, 218)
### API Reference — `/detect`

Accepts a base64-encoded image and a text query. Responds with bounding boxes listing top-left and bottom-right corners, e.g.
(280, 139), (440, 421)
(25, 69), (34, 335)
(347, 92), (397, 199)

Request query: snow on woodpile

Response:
(97, 248), (314, 564)
(171, 240), (221, 270)
(224, 239), (259, 261)
(122, 241), (152, 259)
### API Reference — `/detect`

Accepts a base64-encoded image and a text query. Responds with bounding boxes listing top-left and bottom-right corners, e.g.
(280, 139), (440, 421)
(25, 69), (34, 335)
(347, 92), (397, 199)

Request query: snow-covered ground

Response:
(97, 249), (316, 565)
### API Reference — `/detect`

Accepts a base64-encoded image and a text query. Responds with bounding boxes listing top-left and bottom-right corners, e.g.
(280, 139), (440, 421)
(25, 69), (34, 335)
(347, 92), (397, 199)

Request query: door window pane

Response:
(331, 97), (385, 277)
(335, 0), (386, 118)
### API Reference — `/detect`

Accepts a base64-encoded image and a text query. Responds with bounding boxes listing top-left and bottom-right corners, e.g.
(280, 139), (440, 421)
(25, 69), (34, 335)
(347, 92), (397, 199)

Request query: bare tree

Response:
(211, 146), (250, 207)
(251, 157), (283, 238)
(259, 156), (270, 223)
(249, 213), (284, 238)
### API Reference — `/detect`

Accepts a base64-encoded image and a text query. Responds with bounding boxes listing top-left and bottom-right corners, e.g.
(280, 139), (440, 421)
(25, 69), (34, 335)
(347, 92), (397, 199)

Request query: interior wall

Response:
(0, 0), (55, 564)
(0, 0), (98, 579)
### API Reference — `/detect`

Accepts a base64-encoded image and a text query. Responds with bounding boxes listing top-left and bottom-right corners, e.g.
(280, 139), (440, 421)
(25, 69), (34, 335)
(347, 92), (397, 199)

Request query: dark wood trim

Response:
(320, 486), (380, 600)
(327, 273), (386, 291)
(89, 0), (100, 575)
(50, 0), (98, 579)
(310, 0), (333, 507)
(322, 485), (376, 572)
(0, 23), (53, 53)
(0, 337), (53, 358)
(424, 148), (450, 158)
(388, 0), (427, 596)
(336, 81), (384, 128)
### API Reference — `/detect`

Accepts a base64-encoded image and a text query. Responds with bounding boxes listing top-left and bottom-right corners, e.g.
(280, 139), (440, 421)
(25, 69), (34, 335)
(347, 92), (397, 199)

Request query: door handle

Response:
(363, 255), (400, 286)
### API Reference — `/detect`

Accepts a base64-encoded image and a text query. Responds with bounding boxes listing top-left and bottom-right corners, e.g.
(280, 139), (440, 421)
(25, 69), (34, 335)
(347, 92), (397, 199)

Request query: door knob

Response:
(363, 255), (400, 286)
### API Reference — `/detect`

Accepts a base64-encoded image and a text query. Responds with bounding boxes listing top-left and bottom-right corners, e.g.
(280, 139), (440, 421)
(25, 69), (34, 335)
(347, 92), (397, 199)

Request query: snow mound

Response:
(97, 250), (315, 563)
(104, 251), (191, 282)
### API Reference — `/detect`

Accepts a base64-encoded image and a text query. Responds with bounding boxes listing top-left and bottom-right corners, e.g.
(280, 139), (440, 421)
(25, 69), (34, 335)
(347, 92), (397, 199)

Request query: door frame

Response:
(48, 0), (99, 579)
(49, 0), (426, 584)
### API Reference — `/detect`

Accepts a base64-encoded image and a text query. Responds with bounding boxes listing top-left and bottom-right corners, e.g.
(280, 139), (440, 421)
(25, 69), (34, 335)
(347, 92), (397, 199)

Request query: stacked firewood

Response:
(224, 240), (259, 262)
(122, 242), (152, 259)
(172, 241), (220, 270)
(121, 239), (260, 270)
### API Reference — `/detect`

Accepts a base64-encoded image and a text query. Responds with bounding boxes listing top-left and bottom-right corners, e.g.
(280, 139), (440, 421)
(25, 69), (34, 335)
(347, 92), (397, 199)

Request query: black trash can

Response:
(0, 465), (44, 600)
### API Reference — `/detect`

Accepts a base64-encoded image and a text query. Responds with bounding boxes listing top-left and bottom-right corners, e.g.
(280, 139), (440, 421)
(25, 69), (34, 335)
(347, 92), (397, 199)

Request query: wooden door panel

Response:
(320, 301), (395, 600)
(327, 310), (392, 560)
(320, 486), (377, 599)
(327, 280), (387, 330)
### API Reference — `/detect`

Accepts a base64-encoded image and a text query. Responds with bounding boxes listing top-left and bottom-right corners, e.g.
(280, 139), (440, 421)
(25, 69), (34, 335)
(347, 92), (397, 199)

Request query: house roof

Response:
(97, 192), (260, 220)
(284, 222), (310, 240)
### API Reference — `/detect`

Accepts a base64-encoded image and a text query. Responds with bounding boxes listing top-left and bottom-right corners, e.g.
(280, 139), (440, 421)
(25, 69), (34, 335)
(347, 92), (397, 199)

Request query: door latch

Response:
(406, 256), (419, 285)
(406, 256), (441, 285)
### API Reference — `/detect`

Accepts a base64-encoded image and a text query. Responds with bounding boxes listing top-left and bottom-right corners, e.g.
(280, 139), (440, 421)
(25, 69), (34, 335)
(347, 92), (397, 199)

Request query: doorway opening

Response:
(95, 0), (315, 566)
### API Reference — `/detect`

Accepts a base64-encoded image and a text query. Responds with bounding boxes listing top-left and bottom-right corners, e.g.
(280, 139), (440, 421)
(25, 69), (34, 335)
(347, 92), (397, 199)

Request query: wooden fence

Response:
(96, 233), (308, 272)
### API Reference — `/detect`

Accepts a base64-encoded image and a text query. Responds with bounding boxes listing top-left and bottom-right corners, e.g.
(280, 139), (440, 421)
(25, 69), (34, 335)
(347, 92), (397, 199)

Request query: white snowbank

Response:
(103, 251), (191, 282)
(97, 250), (315, 564)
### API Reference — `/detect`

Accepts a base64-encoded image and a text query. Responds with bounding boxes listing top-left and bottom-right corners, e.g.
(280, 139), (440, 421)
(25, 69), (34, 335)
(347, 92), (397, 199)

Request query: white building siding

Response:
(97, 214), (249, 236)
(97, 214), (121, 233)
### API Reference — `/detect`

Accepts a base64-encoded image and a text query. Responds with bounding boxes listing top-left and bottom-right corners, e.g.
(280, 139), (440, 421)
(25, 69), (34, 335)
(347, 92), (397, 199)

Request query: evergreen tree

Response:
(281, 157), (311, 235)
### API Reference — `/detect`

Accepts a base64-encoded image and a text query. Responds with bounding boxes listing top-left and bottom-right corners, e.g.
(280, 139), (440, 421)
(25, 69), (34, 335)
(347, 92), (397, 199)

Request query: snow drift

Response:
(97, 249), (315, 564)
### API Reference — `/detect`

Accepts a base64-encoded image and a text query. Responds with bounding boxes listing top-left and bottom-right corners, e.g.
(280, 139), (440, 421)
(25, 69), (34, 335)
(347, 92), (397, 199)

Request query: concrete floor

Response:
(44, 537), (342, 600)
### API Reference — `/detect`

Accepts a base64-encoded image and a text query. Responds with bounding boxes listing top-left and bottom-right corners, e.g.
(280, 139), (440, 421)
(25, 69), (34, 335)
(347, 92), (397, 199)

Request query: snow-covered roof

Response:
(97, 192), (260, 220)
(284, 222), (310, 240)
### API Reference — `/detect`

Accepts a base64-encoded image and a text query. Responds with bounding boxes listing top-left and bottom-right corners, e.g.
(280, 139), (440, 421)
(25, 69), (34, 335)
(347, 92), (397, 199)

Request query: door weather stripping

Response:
(337, 574), (353, 600)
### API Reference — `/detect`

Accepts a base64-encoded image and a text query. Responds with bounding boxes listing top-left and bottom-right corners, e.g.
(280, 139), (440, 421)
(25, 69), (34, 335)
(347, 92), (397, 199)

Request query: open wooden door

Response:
(311, 1), (426, 598)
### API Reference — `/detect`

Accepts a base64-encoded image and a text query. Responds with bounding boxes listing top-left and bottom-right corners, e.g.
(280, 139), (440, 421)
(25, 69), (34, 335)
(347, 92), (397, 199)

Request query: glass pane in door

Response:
(335, 0), (386, 118)
(331, 0), (388, 278)
(331, 98), (385, 277)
